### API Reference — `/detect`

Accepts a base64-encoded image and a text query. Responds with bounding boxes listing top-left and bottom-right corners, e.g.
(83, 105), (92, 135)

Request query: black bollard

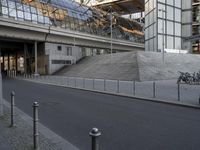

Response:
(10, 91), (15, 127)
(89, 128), (101, 150)
(33, 102), (39, 150)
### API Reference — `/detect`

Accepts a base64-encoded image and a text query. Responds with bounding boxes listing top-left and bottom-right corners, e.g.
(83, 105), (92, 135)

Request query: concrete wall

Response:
(45, 43), (83, 74)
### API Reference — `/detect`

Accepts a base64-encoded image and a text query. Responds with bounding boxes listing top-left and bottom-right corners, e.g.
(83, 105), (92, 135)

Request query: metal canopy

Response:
(91, 0), (144, 15)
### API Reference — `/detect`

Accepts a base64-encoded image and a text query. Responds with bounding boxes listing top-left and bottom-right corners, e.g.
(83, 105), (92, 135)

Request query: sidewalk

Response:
(0, 100), (79, 150)
(16, 76), (200, 108)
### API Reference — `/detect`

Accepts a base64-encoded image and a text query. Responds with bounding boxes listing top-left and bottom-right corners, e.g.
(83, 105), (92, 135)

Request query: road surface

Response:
(3, 78), (200, 150)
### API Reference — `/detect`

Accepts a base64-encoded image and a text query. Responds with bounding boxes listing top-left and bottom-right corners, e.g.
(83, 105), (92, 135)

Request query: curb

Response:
(18, 78), (200, 110)
(3, 99), (79, 150)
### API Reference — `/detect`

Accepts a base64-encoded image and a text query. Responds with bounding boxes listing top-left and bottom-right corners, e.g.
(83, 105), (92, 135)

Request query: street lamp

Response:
(158, 9), (166, 63)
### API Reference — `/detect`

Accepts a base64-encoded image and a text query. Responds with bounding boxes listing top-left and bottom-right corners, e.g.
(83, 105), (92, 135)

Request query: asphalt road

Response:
(3, 78), (200, 150)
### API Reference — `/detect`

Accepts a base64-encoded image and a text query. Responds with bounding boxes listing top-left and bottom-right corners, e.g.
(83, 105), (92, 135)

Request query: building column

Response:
(24, 43), (27, 74)
(8, 53), (10, 71)
(15, 52), (18, 72)
(0, 48), (3, 116)
(34, 41), (38, 75)
(2, 54), (4, 71)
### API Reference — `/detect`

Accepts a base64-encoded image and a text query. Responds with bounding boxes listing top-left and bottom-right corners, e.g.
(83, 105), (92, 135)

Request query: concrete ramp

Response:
(56, 52), (139, 81)
(137, 51), (200, 81)
(56, 51), (200, 81)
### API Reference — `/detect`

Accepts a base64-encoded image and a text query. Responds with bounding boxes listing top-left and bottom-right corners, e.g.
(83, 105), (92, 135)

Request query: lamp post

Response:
(158, 9), (166, 63)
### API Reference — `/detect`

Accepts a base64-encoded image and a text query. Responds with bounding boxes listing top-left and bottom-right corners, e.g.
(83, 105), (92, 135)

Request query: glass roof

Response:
(0, 0), (144, 43)
(40, 0), (90, 14)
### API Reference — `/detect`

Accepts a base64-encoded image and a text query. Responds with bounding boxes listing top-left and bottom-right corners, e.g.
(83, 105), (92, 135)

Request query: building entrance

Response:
(0, 40), (35, 77)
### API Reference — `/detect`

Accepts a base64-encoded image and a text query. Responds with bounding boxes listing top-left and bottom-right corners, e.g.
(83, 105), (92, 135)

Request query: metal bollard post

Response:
(199, 95), (200, 105)
(153, 81), (156, 98)
(75, 78), (77, 87)
(33, 102), (39, 150)
(93, 79), (95, 90)
(117, 80), (120, 93)
(10, 91), (15, 127)
(178, 83), (180, 101)
(67, 77), (70, 87)
(133, 81), (136, 95)
(89, 128), (101, 150)
(83, 78), (85, 88)
(104, 79), (106, 91)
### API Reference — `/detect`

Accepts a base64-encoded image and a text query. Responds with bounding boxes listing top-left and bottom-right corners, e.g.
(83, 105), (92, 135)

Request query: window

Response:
(57, 46), (62, 51)
(175, 37), (181, 49)
(52, 60), (71, 64)
(167, 6), (173, 21)
(167, 36), (174, 49)
(167, 21), (173, 35)
(158, 34), (166, 50)
(158, 4), (166, 18)
(175, 23), (181, 36)
(167, 0), (173, 6)
(175, 9), (181, 22)
(158, 19), (165, 34)
(66, 47), (72, 56)
(175, 0), (181, 8)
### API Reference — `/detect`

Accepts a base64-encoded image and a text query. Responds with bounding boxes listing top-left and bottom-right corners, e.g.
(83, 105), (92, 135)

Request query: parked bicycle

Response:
(177, 71), (200, 85)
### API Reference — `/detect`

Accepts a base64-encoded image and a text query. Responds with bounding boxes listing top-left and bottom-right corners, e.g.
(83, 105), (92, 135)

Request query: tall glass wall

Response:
(145, 0), (157, 51)
(145, 0), (182, 52)
(0, 0), (144, 43)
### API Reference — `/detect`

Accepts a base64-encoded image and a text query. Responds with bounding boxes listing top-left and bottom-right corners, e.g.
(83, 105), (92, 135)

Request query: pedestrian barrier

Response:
(14, 75), (200, 105)
(10, 91), (15, 127)
(7, 90), (102, 150)
(89, 128), (101, 150)
(33, 102), (39, 150)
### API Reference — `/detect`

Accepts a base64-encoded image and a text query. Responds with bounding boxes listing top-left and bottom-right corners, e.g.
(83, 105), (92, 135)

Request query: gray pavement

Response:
(19, 75), (200, 106)
(3, 78), (200, 150)
(0, 87), (79, 150)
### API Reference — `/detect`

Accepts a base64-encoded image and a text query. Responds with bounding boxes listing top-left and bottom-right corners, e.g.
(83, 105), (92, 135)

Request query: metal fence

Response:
(13, 75), (200, 105)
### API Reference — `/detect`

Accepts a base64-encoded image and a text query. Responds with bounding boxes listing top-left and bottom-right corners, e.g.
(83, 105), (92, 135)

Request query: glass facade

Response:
(145, 0), (182, 51)
(0, 0), (144, 43)
(192, 0), (200, 53)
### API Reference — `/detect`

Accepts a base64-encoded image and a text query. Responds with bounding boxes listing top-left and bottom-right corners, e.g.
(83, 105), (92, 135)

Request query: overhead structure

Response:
(0, 0), (144, 43)
(90, 0), (144, 15)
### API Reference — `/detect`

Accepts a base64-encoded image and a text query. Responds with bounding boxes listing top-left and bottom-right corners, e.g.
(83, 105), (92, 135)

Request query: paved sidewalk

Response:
(0, 100), (79, 150)
(16, 76), (200, 108)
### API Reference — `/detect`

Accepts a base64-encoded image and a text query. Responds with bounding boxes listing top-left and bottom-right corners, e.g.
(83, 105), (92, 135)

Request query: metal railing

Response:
(14, 74), (200, 105)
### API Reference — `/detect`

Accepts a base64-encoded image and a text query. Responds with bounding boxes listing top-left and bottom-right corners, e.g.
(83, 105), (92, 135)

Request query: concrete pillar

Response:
(8, 53), (10, 71)
(0, 48), (3, 116)
(34, 41), (38, 75)
(15, 52), (18, 72)
(24, 43), (27, 74)
(2, 54), (4, 71)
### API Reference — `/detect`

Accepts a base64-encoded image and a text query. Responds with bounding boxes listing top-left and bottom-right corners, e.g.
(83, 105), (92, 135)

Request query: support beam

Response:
(8, 53), (10, 71)
(34, 41), (38, 76)
(15, 52), (18, 72)
(0, 48), (3, 116)
(24, 43), (27, 74)
(2, 54), (4, 72)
